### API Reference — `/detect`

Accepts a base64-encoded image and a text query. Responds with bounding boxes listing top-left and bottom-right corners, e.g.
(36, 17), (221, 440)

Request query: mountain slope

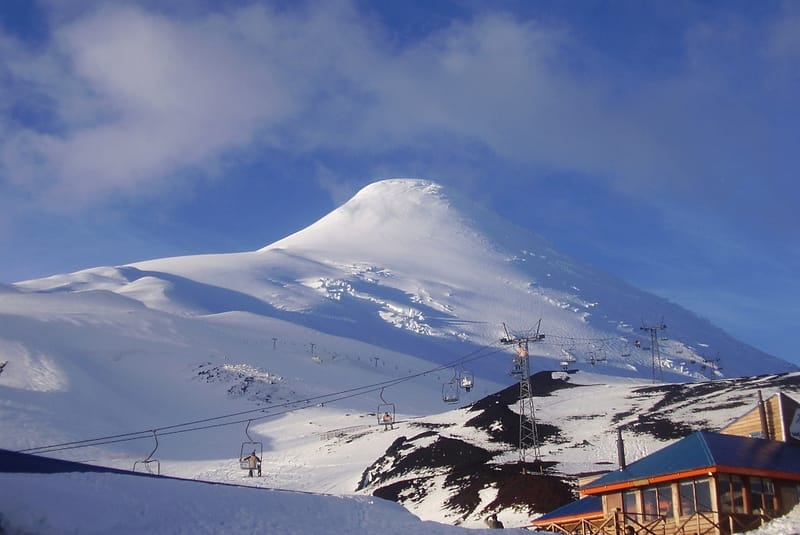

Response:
(347, 370), (800, 525)
(13, 179), (796, 381)
(2, 178), (798, 529)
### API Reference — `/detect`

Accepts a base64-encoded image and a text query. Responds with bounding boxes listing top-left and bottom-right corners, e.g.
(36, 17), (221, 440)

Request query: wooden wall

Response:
(720, 393), (800, 443)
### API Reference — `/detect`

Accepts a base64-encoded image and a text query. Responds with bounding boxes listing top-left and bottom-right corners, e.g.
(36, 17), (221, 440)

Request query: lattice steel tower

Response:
(501, 320), (545, 473)
(640, 319), (667, 383)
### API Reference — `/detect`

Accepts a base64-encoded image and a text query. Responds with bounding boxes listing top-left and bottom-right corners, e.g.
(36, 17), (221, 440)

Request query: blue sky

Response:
(0, 0), (797, 365)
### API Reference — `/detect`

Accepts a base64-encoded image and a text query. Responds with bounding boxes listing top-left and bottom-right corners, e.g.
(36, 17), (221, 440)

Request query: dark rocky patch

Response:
(469, 371), (581, 410)
(357, 406), (577, 521)
(765, 373), (800, 391)
(408, 422), (455, 430)
(633, 382), (714, 412)
(363, 432), (575, 521)
(444, 463), (575, 520)
(629, 414), (699, 440)
(490, 469), (576, 516)
(342, 431), (371, 444)
(464, 372), (568, 446)
(357, 435), (492, 491)
(464, 397), (520, 445)
(632, 373), (800, 417)
(690, 400), (748, 413)
(611, 409), (636, 424)
(372, 475), (436, 504)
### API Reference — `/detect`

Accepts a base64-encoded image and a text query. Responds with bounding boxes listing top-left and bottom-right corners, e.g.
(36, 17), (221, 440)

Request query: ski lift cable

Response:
(30, 376), (445, 456)
(20, 349), (486, 455)
(26, 343), (508, 455)
(28, 345), (508, 456)
(19, 343), (508, 455)
(542, 334), (617, 344)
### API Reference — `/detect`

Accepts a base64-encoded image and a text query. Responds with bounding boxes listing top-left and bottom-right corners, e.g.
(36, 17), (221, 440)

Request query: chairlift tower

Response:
(501, 320), (546, 472)
(640, 320), (667, 383)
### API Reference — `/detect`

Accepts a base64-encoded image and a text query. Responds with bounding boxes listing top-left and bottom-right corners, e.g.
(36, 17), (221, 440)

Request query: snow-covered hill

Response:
(13, 179), (795, 380)
(3, 370), (799, 532)
(1, 178), (798, 532)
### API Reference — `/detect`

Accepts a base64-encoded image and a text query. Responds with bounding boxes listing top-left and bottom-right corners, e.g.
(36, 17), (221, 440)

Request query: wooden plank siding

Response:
(720, 393), (800, 443)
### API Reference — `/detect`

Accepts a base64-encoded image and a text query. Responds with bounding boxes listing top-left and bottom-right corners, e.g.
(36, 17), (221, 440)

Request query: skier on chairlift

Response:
(241, 450), (261, 477)
(381, 411), (394, 430)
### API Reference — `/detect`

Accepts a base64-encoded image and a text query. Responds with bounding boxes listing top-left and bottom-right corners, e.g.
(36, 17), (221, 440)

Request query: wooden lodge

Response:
(532, 392), (800, 534)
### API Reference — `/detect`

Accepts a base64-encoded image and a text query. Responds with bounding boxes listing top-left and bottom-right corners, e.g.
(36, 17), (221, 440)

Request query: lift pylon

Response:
(500, 320), (545, 473)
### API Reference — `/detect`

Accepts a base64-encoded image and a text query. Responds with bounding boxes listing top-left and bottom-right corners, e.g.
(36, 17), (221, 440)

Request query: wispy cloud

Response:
(0, 0), (797, 235)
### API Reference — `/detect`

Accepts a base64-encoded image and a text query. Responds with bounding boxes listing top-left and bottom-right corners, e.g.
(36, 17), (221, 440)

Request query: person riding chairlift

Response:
(241, 450), (261, 477)
(381, 411), (394, 430)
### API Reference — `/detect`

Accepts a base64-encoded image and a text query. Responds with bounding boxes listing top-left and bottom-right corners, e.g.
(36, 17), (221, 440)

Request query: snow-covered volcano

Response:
(1, 178), (798, 531)
(13, 179), (795, 381)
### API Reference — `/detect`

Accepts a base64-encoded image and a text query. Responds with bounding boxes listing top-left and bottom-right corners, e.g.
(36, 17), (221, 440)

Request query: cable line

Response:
(19, 343), (507, 456)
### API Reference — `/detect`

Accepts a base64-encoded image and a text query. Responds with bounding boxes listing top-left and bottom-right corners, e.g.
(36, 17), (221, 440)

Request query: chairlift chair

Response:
(442, 380), (460, 403)
(459, 371), (474, 392)
(239, 420), (264, 472)
(132, 430), (161, 475)
(133, 457), (160, 475)
(377, 388), (396, 427)
(442, 368), (460, 403)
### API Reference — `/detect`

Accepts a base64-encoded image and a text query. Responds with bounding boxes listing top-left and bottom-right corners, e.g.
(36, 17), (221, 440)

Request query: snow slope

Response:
(2, 469), (799, 534)
(2, 179), (799, 532)
(14, 179), (795, 380)
(3, 371), (800, 533)
(0, 469), (528, 534)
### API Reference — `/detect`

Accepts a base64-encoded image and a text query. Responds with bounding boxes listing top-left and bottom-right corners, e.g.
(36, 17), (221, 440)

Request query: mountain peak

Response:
(13, 178), (798, 381)
(261, 178), (490, 263)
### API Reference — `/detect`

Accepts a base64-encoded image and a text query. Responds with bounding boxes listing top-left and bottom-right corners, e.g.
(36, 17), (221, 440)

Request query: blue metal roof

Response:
(533, 496), (602, 523)
(583, 431), (800, 492)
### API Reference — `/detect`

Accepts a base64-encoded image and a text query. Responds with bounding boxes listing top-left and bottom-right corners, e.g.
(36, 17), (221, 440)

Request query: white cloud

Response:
(0, 1), (796, 223)
(1, 3), (314, 205)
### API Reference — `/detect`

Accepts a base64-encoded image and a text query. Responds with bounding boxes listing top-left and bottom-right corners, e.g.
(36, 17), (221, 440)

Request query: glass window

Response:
(749, 477), (776, 514)
(719, 475), (732, 512)
(641, 486), (674, 520)
(643, 488), (658, 520)
(696, 480), (712, 512)
(732, 476), (745, 513)
(657, 485), (674, 518)
(680, 481), (696, 516)
(719, 475), (745, 513)
(623, 490), (637, 515)
(679, 478), (713, 516)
